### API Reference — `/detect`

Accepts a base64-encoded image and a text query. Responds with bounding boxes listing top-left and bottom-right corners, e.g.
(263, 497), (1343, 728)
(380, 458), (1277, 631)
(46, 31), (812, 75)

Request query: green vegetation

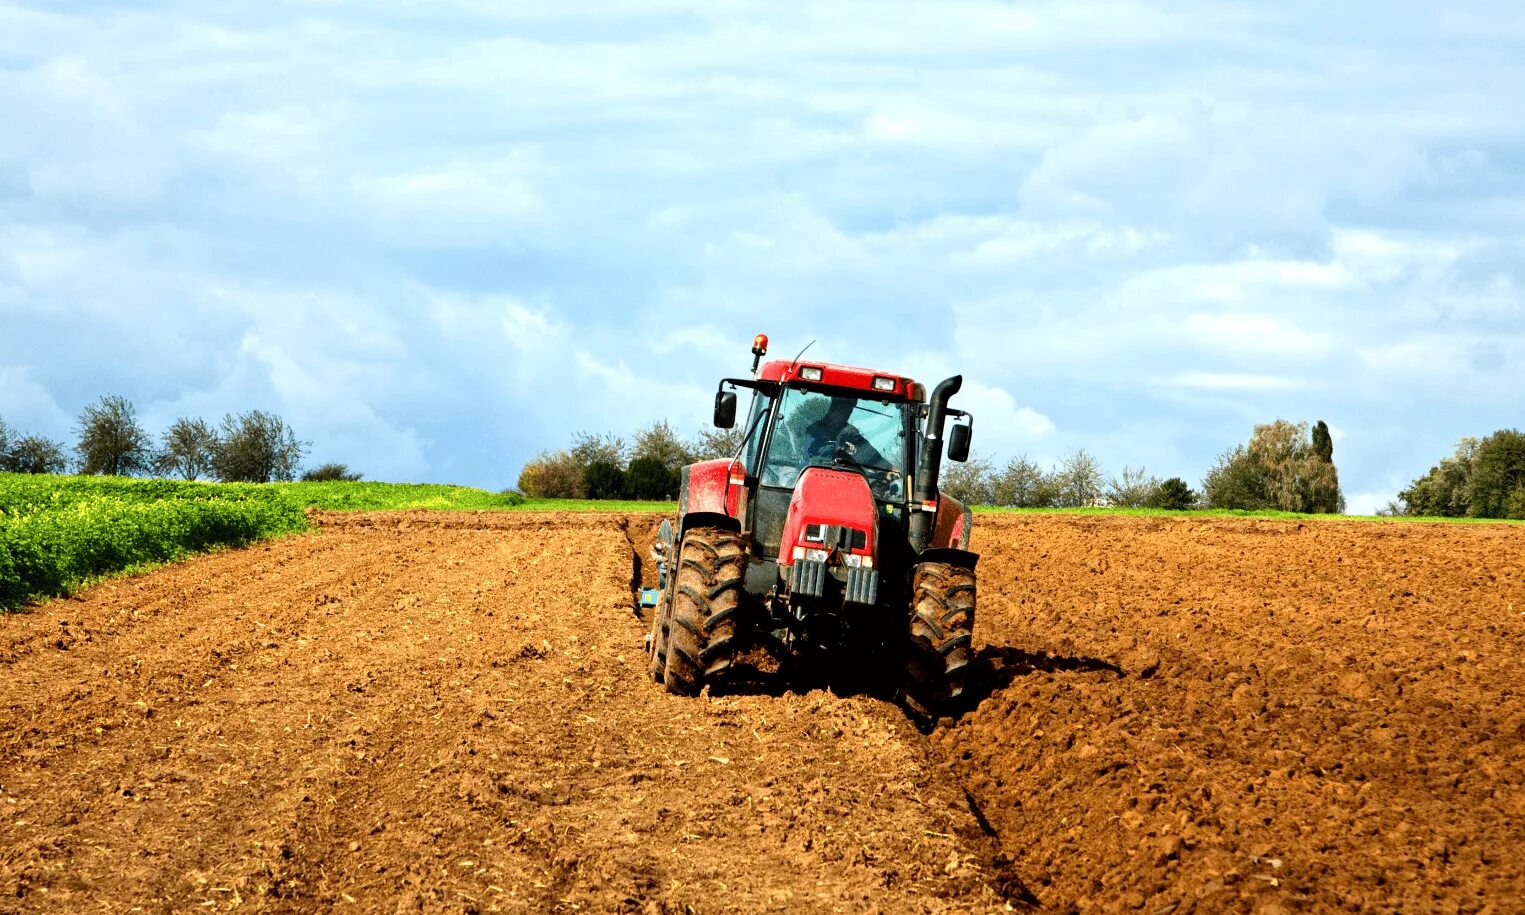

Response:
(970, 504), (1523, 524)
(518, 422), (740, 501)
(1397, 430), (1525, 520)
(275, 481), (527, 511)
(0, 475), (680, 611)
(0, 473), (309, 612)
(1202, 419), (1343, 513)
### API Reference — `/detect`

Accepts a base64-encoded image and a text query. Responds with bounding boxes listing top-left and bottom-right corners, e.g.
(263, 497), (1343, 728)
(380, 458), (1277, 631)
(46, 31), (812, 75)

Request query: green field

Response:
(10, 472), (1512, 613)
(0, 475), (678, 611)
(0, 474), (309, 612)
(970, 504), (1525, 523)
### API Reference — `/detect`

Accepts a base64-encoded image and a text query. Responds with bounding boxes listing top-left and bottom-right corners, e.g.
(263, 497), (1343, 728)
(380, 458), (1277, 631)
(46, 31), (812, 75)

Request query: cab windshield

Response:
(761, 387), (912, 498)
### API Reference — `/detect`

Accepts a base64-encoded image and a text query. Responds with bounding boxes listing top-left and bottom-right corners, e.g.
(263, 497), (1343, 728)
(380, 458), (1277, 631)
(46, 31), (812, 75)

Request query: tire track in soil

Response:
(1, 512), (1019, 913)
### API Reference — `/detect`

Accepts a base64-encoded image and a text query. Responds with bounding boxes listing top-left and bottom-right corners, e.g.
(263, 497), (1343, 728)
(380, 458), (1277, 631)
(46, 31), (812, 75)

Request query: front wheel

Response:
(662, 526), (749, 695)
(903, 561), (976, 720)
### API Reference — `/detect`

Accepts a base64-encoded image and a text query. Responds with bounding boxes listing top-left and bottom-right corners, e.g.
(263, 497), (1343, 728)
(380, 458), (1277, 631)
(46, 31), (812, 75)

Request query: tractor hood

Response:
(778, 467), (878, 568)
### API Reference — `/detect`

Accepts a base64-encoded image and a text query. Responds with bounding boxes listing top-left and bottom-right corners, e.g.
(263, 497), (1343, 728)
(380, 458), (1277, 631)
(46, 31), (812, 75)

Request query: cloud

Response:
(1165, 372), (1313, 393)
(2, 0), (1523, 514)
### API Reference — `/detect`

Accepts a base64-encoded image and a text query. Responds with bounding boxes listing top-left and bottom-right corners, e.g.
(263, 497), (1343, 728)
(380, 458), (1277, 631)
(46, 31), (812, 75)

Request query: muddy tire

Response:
(662, 527), (749, 696)
(904, 561), (976, 720)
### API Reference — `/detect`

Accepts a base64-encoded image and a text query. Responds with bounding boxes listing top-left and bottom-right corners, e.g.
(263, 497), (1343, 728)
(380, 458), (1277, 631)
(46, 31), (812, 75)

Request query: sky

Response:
(1, 1), (1522, 512)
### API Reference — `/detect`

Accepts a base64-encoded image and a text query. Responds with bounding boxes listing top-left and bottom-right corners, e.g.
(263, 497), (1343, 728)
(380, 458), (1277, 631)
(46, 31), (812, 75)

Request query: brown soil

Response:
(2, 511), (1522, 913)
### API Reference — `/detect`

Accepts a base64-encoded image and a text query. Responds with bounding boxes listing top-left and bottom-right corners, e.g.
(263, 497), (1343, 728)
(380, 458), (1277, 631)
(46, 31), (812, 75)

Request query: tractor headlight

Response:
(841, 553), (873, 569)
(798, 366), (823, 382)
(792, 546), (829, 563)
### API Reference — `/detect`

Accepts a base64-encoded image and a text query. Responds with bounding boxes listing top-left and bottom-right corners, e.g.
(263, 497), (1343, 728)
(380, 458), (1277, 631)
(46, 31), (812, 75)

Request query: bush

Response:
(1146, 477), (1197, 511)
(517, 450), (585, 499)
(1105, 466), (1159, 509)
(301, 463), (363, 482)
(625, 456), (678, 501)
(583, 459), (626, 500)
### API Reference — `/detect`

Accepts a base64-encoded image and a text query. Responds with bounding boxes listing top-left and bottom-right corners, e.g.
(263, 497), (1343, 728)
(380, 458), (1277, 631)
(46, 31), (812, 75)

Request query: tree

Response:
(1203, 419), (1343, 513)
(990, 455), (1046, 507)
(1146, 477), (1197, 511)
(0, 416), (12, 469)
(517, 450), (585, 498)
(570, 431), (625, 469)
(583, 459), (626, 500)
(301, 463), (362, 482)
(1105, 466), (1159, 508)
(1466, 429), (1525, 519)
(1312, 420), (1334, 463)
(9, 435), (68, 474)
(75, 394), (151, 476)
(1202, 444), (1270, 510)
(1055, 449), (1103, 508)
(631, 421), (694, 472)
(690, 427), (746, 461)
(625, 456), (678, 500)
(1397, 437), (1479, 517)
(154, 417), (218, 481)
(212, 411), (308, 483)
(939, 455), (995, 506)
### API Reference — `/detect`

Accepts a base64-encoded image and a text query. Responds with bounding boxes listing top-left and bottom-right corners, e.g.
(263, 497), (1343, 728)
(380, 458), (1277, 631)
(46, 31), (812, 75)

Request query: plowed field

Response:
(2, 512), (1522, 913)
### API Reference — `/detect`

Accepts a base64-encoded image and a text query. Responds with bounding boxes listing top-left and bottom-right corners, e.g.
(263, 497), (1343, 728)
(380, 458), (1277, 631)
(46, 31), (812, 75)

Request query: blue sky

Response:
(1, 1), (1522, 511)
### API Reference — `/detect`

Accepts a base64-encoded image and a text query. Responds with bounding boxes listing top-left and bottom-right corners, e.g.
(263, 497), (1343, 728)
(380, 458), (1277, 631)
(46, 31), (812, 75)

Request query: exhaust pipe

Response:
(910, 375), (962, 552)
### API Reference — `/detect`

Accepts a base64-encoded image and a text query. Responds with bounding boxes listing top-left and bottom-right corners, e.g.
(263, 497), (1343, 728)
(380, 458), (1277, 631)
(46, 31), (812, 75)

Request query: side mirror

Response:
(947, 422), (971, 463)
(714, 390), (737, 429)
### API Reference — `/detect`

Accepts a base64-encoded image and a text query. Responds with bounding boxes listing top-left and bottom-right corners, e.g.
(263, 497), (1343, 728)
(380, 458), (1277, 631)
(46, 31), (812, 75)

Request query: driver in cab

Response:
(800, 396), (885, 469)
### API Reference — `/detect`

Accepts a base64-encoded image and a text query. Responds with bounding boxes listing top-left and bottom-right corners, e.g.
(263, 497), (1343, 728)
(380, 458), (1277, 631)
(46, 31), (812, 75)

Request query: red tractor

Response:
(644, 335), (979, 717)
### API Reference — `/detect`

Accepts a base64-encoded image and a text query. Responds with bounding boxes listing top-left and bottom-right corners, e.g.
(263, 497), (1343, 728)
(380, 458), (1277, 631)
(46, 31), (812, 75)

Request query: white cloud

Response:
(2, 0), (1524, 504)
(1165, 372), (1313, 392)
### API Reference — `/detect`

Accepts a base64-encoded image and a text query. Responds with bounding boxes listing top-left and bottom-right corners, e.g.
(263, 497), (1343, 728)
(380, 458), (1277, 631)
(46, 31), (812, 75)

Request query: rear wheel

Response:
(904, 561), (976, 720)
(662, 527), (749, 695)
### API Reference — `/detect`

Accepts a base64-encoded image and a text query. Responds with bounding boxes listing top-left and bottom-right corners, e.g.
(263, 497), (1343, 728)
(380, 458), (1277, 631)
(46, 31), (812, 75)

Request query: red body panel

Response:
(680, 458), (743, 520)
(778, 468), (878, 566)
(929, 493), (973, 551)
(757, 359), (918, 401)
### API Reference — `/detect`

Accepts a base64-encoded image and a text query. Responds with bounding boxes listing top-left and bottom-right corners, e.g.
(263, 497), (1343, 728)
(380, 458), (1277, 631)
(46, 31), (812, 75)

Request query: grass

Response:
(274, 482), (675, 513)
(971, 504), (1525, 524)
(0, 475), (677, 611)
(275, 481), (530, 511)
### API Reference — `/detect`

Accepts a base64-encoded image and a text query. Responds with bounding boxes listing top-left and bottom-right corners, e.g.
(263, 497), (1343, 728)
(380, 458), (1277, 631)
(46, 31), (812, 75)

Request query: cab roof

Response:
(757, 359), (922, 402)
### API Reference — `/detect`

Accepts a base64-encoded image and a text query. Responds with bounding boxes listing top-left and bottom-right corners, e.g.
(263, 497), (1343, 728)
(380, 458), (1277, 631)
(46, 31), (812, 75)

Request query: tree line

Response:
(0, 395), (354, 483)
(517, 422), (743, 500)
(925, 418), (1348, 514)
(1392, 429), (1525, 520)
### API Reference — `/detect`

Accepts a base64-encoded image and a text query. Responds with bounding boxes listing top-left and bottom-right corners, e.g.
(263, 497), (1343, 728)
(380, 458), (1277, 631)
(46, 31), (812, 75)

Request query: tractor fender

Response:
(679, 511), (741, 536)
(916, 546), (979, 571)
(678, 459), (743, 528)
(929, 493), (974, 551)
